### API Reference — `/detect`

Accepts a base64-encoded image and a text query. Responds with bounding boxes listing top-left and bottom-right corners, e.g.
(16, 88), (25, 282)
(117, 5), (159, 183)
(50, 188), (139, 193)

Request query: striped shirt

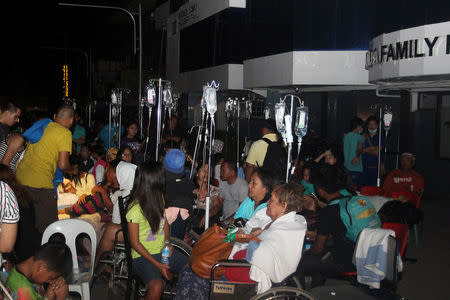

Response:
(0, 138), (23, 172)
(0, 181), (19, 227)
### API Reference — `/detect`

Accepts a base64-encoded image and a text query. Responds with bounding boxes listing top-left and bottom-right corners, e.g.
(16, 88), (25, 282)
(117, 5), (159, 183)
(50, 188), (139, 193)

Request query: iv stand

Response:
(237, 98), (240, 169)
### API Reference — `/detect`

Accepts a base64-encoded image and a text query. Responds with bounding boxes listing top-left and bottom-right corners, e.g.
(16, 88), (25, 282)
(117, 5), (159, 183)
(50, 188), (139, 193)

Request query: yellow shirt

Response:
(126, 202), (165, 259)
(17, 122), (72, 189)
(245, 133), (278, 167)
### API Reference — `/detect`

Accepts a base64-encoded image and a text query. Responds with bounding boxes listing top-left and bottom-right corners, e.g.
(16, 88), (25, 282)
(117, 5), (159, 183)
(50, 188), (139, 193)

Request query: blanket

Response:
(249, 212), (307, 293)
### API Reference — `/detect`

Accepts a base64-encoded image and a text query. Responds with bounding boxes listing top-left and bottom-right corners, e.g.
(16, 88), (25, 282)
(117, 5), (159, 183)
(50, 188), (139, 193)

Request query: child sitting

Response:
(7, 242), (72, 300)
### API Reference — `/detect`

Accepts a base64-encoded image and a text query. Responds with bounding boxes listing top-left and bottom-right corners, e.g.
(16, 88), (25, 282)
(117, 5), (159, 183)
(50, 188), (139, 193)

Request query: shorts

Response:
(132, 250), (189, 285)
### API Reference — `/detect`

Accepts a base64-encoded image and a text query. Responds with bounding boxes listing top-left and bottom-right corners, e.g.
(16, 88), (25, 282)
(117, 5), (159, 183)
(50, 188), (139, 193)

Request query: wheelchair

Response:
(96, 196), (192, 299)
(209, 260), (317, 300)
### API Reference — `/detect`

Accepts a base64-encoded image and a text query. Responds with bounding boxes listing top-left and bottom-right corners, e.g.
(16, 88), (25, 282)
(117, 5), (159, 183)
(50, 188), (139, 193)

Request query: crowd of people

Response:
(0, 101), (425, 299)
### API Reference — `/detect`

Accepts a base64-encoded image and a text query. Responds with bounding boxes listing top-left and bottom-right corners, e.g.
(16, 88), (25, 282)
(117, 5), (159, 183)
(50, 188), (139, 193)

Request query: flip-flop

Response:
(77, 255), (90, 273)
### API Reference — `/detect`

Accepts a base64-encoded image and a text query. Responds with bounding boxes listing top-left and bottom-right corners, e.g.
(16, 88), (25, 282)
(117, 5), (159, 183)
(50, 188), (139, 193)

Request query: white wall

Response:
(243, 51), (370, 89)
(367, 21), (450, 83)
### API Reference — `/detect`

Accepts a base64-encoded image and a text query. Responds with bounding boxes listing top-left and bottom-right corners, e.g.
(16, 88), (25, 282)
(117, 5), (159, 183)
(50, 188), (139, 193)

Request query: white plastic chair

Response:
(41, 219), (97, 300)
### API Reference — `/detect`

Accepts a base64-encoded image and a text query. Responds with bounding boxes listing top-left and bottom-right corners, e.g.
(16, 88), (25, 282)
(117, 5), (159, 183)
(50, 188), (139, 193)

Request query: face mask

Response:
(368, 128), (377, 134)
(358, 128), (363, 134)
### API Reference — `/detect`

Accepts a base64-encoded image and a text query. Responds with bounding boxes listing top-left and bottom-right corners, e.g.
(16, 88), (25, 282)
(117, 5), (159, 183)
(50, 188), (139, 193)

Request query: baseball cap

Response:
(164, 149), (186, 174)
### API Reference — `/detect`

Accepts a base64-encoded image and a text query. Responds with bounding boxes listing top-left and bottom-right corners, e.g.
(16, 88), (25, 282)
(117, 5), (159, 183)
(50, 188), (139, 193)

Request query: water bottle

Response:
(161, 241), (170, 265)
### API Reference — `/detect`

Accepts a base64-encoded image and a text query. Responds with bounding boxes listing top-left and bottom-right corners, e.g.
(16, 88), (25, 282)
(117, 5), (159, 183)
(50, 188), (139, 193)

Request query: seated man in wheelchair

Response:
(127, 161), (188, 300)
(175, 183), (307, 300)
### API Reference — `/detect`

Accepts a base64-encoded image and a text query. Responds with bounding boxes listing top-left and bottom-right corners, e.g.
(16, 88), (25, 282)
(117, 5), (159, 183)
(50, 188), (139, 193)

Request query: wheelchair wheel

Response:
(170, 237), (192, 256)
(161, 238), (192, 299)
(250, 286), (317, 300)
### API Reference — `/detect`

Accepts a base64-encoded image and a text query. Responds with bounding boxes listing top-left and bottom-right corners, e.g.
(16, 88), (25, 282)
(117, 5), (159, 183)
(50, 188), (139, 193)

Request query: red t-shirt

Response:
(383, 169), (424, 194)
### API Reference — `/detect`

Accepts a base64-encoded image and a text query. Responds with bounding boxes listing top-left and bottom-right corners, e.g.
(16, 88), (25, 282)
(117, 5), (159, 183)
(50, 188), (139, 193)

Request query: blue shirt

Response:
(100, 125), (124, 150)
(343, 132), (365, 172)
(301, 179), (315, 195)
(234, 197), (267, 220)
(362, 133), (385, 169)
(72, 124), (86, 153)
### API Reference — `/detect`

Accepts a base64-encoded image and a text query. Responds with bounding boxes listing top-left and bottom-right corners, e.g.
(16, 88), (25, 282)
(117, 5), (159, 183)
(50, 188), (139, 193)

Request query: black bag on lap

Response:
(378, 200), (423, 226)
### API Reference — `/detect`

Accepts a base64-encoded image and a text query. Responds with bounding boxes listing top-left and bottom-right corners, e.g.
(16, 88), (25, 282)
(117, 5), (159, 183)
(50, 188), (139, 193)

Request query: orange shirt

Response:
(383, 169), (424, 194)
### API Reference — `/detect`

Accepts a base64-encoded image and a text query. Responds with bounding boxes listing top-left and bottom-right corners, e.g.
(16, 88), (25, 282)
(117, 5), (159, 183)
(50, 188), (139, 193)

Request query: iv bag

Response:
(225, 98), (234, 114)
(145, 85), (156, 106)
(383, 110), (393, 131)
(285, 114), (293, 144)
(163, 89), (173, 109)
(294, 106), (308, 138)
(203, 86), (217, 115)
(264, 106), (270, 119)
(111, 91), (117, 104)
(275, 102), (286, 137)
(246, 100), (252, 118)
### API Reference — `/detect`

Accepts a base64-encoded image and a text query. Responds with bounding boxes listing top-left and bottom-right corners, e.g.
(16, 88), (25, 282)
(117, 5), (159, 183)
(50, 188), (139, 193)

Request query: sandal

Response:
(77, 255), (91, 273)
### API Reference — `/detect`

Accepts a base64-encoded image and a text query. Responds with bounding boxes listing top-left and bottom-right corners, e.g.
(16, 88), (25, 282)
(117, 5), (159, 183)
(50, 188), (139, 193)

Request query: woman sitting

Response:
(176, 183), (307, 299)
(0, 165), (40, 262)
(58, 155), (95, 198)
(193, 164), (223, 228)
(94, 159), (137, 269)
(224, 168), (276, 227)
(127, 161), (188, 300)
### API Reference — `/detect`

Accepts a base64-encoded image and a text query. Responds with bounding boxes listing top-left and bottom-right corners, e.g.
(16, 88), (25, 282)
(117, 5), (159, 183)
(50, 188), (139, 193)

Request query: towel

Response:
(355, 228), (403, 288)
(249, 212), (307, 293)
(112, 161), (137, 224)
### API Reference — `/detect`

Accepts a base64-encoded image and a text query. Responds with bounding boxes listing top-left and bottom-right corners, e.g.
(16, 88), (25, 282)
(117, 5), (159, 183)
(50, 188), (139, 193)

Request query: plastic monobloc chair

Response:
(360, 186), (386, 196)
(42, 219), (97, 300)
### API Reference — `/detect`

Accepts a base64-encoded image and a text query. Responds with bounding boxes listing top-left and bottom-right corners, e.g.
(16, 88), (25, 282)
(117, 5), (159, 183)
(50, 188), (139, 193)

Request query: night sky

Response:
(0, 1), (154, 107)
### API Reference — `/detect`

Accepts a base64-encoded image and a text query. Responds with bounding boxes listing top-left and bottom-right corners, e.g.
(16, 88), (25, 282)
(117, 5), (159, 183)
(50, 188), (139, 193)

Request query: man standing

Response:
(0, 102), (21, 140)
(16, 105), (74, 233)
(343, 117), (364, 190)
(219, 161), (248, 219)
(245, 119), (285, 182)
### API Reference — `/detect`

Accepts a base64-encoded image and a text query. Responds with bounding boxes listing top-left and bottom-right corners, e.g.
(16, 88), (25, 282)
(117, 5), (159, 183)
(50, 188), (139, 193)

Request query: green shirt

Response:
(126, 202), (165, 259)
(7, 267), (45, 300)
(343, 132), (364, 172)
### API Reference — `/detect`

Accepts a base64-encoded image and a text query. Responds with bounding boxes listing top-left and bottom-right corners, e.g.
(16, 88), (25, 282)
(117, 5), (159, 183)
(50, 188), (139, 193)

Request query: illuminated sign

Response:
(62, 64), (69, 97)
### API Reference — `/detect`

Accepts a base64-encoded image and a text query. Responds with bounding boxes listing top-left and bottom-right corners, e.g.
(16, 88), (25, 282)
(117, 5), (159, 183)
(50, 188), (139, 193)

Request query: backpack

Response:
(337, 196), (381, 242)
(260, 138), (287, 180)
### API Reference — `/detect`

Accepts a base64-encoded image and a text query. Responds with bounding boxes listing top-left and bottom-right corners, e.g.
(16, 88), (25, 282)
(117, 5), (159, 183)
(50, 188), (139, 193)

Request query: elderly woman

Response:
(175, 183), (307, 299)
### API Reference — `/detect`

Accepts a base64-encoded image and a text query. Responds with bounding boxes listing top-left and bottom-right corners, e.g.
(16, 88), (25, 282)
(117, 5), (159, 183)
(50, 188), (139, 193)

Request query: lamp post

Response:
(59, 2), (143, 134)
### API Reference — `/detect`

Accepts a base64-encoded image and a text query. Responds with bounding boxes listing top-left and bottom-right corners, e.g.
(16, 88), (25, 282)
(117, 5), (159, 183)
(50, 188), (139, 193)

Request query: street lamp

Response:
(59, 2), (143, 136)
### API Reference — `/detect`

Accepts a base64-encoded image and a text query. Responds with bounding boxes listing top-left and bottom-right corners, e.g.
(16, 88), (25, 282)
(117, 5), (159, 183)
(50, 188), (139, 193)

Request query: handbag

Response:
(189, 224), (259, 279)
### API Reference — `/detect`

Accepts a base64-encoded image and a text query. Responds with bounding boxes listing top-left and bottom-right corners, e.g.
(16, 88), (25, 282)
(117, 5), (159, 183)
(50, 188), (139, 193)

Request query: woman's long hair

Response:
(128, 161), (166, 234)
(0, 164), (31, 208)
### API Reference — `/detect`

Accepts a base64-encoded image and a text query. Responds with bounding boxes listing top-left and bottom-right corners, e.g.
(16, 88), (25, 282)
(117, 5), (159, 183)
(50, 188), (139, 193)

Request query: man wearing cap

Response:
(164, 149), (194, 239)
(244, 119), (280, 182)
(383, 153), (424, 195)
